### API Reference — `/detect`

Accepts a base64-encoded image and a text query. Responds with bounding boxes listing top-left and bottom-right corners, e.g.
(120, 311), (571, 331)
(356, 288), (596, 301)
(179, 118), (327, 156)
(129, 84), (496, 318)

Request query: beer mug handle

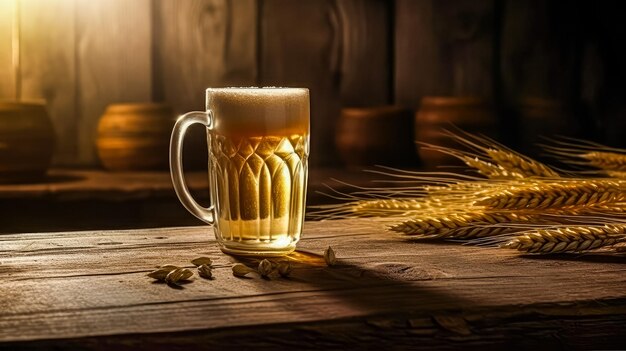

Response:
(169, 111), (214, 225)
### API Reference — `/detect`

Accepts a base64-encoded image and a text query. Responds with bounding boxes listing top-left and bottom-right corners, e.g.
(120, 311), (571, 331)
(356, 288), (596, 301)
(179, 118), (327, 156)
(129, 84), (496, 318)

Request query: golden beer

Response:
(204, 88), (309, 255)
(209, 134), (307, 248)
(171, 88), (309, 256)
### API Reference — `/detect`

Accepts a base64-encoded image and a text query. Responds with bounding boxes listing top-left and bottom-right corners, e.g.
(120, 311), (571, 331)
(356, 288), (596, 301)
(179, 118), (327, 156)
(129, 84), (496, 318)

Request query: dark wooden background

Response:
(1, 0), (624, 168)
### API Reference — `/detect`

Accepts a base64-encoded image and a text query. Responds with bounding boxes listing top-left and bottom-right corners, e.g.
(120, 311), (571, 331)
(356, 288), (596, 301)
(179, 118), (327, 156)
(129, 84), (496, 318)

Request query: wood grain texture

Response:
(260, 0), (340, 166)
(152, 0), (257, 111)
(395, 0), (495, 108)
(152, 0), (257, 170)
(500, 0), (581, 102)
(260, 0), (391, 166)
(0, 0), (15, 99)
(582, 1), (626, 148)
(497, 0), (585, 153)
(76, 0), (152, 166)
(2, 311), (626, 350)
(19, 0), (77, 165)
(1, 218), (625, 349)
(335, 0), (390, 107)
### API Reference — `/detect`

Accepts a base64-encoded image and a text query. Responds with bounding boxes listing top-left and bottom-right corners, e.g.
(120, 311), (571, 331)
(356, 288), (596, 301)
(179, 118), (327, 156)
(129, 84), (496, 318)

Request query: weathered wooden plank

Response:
(1, 219), (625, 347)
(0, 0), (15, 99)
(499, 0), (583, 154)
(152, 0), (257, 169)
(260, 0), (391, 166)
(260, 0), (340, 166)
(500, 0), (581, 102)
(2, 304), (626, 350)
(581, 1), (626, 148)
(152, 0), (257, 111)
(335, 0), (391, 106)
(76, 0), (152, 165)
(395, 0), (495, 108)
(18, 0), (77, 165)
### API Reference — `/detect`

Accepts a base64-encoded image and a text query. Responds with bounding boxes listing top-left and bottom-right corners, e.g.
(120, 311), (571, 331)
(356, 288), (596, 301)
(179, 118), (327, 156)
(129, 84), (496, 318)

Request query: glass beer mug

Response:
(170, 88), (310, 256)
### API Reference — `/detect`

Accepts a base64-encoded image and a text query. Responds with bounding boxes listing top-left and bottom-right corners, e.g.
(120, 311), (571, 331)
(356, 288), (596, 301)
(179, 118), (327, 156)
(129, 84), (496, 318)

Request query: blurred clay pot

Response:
(0, 101), (55, 183)
(517, 97), (575, 156)
(415, 97), (497, 169)
(336, 106), (417, 168)
(97, 103), (175, 171)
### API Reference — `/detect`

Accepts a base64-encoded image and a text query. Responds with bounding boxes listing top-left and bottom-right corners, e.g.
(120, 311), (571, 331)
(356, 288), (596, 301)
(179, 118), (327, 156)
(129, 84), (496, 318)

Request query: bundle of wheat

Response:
(313, 131), (626, 255)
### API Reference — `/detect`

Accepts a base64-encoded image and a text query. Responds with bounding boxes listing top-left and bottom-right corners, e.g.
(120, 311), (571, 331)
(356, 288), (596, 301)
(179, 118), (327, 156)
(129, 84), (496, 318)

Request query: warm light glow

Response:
(11, 0), (20, 101)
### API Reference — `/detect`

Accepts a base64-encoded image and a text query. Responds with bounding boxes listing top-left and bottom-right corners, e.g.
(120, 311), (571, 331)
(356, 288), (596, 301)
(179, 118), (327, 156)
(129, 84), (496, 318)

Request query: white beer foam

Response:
(207, 87), (309, 137)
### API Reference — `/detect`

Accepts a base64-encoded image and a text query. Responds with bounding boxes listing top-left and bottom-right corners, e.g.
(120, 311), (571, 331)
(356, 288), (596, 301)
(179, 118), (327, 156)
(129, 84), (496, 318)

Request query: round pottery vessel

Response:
(97, 103), (175, 171)
(336, 106), (417, 168)
(517, 97), (574, 157)
(0, 101), (55, 183)
(415, 97), (497, 169)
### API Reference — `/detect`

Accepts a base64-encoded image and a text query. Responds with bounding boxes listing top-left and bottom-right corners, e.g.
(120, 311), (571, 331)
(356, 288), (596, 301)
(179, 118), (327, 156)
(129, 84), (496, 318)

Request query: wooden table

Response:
(1, 219), (625, 349)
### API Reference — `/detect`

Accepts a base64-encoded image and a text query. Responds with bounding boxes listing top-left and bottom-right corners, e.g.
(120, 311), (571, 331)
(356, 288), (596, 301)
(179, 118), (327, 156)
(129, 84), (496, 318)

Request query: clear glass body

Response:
(207, 88), (309, 256)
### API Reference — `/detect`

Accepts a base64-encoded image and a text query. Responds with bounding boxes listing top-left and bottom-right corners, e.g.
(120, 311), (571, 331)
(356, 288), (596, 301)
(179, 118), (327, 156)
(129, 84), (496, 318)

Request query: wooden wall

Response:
(1, 0), (153, 166)
(0, 0), (624, 167)
(0, 1), (14, 100)
(396, 0), (624, 150)
(395, 0), (495, 106)
(259, 0), (390, 166)
(0, 0), (390, 167)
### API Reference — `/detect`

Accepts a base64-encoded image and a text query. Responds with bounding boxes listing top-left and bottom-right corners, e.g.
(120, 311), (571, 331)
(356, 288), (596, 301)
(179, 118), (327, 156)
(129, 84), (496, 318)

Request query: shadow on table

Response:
(402, 237), (626, 264)
(232, 249), (473, 319)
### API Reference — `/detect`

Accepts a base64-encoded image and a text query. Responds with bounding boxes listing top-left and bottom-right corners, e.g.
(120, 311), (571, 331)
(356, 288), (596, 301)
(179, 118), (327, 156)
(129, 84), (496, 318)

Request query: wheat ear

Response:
(502, 224), (626, 253)
(462, 156), (525, 179)
(582, 151), (626, 172)
(439, 130), (560, 178)
(486, 149), (560, 178)
(352, 198), (437, 216)
(390, 211), (535, 239)
(475, 180), (625, 210)
(607, 171), (626, 179)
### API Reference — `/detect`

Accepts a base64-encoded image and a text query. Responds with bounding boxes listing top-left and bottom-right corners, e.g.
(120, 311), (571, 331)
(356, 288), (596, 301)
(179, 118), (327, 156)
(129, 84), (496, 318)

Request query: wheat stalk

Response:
(475, 180), (625, 210)
(502, 224), (626, 253)
(486, 149), (560, 178)
(582, 151), (626, 172)
(390, 211), (536, 239)
(440, 130), (560, 178)
(350, 181), (506, 217)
